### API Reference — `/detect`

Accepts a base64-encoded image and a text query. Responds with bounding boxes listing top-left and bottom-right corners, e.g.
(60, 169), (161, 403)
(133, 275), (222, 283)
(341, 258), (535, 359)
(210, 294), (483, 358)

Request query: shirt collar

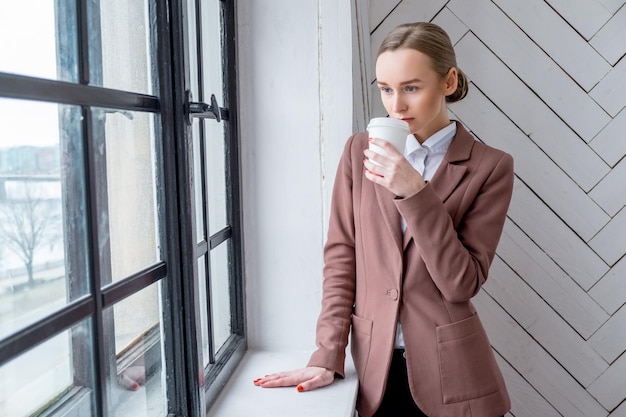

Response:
(404, 122), (457, 156)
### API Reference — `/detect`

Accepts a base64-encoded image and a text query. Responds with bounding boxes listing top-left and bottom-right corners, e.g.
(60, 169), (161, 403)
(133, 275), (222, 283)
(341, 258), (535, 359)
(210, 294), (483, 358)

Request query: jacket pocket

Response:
(350, 314), (373, 381)
(436, 313), (500, 403)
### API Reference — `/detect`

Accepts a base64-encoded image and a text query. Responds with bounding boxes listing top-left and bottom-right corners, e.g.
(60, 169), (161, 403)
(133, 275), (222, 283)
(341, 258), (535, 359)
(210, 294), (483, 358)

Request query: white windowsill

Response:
(206, 350), (358, 417)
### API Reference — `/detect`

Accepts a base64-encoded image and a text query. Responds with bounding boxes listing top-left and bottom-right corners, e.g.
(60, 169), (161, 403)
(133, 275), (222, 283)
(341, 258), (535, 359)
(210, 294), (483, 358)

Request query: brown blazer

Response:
(308, 122), (513, 417)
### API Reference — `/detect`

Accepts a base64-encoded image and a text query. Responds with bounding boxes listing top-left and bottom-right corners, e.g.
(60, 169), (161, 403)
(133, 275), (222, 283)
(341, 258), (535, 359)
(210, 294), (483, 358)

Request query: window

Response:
(184, 1), (245, 403)
(0, 1), (244, 416)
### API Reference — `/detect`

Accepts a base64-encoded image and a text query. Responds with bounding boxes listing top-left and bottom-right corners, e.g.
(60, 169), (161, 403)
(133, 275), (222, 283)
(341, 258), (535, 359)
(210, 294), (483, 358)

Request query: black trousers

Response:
(363, 349), (506, 417)
(370, 349), (427, 417)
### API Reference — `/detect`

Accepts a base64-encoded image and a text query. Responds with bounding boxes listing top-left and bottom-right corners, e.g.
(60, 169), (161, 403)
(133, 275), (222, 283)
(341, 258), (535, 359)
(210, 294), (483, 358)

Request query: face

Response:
(375, 48), (457, 142)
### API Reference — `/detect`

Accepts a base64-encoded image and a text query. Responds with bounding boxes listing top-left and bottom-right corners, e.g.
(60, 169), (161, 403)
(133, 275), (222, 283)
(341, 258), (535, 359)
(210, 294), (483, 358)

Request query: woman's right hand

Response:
(253, 366), (334, 392)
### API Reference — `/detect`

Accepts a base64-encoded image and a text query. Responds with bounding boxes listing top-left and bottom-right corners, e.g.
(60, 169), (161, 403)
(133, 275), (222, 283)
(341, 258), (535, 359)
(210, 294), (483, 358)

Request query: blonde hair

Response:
(377, 22), (468, 103)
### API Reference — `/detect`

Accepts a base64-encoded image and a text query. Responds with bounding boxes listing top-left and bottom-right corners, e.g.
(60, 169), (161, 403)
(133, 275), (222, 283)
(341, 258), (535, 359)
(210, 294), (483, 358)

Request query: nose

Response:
(391, 93), (407, 114)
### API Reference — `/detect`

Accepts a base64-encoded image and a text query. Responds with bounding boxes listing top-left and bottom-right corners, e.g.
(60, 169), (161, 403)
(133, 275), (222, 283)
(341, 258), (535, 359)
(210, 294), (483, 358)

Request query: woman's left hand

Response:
(253, 366), (335, 392)
(364, 138), (427, 198)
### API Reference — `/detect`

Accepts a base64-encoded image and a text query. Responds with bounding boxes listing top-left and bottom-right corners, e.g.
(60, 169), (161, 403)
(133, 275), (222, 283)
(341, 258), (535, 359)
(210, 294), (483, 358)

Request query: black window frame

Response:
(182, 0), (247, 407)
(0, 0), (245, 416)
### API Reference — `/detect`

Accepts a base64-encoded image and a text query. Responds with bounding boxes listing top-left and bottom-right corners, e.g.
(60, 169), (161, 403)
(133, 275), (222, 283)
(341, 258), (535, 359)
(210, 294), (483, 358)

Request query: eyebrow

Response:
(376, 78), (423, 86)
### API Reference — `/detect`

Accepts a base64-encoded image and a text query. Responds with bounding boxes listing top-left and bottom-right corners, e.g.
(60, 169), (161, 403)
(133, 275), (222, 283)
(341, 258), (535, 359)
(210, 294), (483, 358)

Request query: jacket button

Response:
(386, 289), (398, 300)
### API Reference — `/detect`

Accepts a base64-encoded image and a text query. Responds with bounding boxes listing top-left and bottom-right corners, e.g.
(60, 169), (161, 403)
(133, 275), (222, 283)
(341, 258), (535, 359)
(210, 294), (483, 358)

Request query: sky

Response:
(0, 1), (61, 148)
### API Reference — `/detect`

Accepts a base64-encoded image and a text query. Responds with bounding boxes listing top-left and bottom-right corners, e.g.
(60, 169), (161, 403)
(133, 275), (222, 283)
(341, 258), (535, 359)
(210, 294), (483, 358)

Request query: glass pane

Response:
(106, 282), (166, 417)
(0, 99), (88, 339)
(198, 257), (210, 368)
(186, 0), (200, 99)
(200, 0), (224, 107)
(200, 0), (228, 236)
(205, 121), (228, 235)
(0, 1), (78, 82)
(193, 120), (205, 242)
(0, 320), (95, 416)
(93, 108), (161, 284)
(210, 241), (231, 352)
(90, 0), (155, 94)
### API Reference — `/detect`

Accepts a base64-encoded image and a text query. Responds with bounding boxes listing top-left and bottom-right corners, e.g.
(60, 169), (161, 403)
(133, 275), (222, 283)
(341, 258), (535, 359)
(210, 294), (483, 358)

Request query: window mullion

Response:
(83, 105), (112, 417)
(57, 0), (92, 393)
(221, 0), (245, 339)
(162, 0), (206, 416)
(193, 0), (218, 367)
(154, 0), (194, 409)
(79, 1), (116, 414)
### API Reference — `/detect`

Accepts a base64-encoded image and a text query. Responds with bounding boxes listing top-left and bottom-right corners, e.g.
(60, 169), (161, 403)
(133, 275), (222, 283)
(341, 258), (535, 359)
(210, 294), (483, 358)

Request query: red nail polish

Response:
(368, 137), (372, 141)
(297, 385), (304, 392)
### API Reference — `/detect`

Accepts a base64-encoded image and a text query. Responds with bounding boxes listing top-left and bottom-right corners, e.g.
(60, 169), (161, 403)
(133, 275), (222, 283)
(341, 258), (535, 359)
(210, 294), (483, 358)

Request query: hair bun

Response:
(447, 68), (468, 103)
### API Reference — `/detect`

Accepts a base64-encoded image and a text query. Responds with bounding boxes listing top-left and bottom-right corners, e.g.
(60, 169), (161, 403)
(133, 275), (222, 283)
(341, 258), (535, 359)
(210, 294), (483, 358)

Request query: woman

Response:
(254, 22), (513, 417)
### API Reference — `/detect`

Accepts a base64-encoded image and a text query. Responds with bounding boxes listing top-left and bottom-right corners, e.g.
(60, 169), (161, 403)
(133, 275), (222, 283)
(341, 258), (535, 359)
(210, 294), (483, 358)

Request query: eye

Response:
(405, 85), (419, 93)
(380, 86), (392, 94)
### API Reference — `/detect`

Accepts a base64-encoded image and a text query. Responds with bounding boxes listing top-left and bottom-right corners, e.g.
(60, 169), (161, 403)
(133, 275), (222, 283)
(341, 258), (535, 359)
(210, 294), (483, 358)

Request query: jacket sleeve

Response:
(395, 152), (514, 303)
(307, 135), (358, 377)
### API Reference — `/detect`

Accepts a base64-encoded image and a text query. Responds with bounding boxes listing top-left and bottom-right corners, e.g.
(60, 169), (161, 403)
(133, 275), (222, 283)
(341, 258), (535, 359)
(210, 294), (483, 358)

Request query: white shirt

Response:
(395, 122), (457, 348)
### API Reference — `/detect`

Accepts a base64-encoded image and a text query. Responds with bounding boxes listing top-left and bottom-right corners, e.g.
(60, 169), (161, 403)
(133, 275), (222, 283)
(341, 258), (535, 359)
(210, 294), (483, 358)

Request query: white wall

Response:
(237, 0), (354, 351)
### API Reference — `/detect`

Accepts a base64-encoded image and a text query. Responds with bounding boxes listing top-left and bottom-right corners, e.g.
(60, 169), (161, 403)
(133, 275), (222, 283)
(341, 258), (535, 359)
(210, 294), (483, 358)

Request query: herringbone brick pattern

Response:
(364, 1), (626, 415)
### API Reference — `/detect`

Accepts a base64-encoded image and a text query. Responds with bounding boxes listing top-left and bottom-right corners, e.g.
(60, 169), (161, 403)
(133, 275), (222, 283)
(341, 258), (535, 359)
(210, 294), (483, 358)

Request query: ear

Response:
(442, 67), (458, 96)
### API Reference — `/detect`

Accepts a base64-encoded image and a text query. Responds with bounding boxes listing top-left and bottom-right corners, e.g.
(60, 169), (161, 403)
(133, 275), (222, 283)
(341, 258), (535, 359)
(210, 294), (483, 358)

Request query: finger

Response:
(364, 162), (384, 180)
(253, 372), (285, 385)
(363, 148), (381, 165)
(368, 137), (384, 147)
(258, 373), (305, 388)
(297, 372), (334, 392)
(369, 137), (398, 154)
(363, 155), (385, 172)
(364, 169), (378, 183)
(260, 377), (299, 388)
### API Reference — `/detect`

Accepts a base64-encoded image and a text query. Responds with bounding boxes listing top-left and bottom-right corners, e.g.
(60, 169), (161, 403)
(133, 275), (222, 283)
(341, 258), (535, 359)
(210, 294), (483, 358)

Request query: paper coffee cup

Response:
(367, 117), (410, 156)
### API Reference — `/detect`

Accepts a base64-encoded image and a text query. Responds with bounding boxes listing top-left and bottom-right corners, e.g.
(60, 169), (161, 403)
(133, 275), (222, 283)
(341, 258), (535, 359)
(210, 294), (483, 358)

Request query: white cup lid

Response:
(367, 117), (409, 131)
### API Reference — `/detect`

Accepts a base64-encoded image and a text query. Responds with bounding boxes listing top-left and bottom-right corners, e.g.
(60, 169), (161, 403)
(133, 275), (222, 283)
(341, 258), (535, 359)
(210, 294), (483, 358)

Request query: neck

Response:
(413, 119), (452, 144)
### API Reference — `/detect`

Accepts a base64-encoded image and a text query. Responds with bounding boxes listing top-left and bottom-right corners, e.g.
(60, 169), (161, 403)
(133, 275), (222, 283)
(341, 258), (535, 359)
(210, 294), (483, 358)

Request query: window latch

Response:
(185, 90), (227, 124)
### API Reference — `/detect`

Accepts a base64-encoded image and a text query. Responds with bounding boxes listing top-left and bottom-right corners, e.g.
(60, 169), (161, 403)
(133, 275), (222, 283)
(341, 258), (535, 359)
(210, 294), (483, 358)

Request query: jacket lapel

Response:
(374, 182), (403, 254)
(429, 122), (473, 204)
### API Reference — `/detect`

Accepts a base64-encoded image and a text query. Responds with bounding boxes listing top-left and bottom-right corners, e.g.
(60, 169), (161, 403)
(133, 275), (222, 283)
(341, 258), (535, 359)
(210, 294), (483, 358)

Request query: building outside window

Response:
(0, 1), (244, 416)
